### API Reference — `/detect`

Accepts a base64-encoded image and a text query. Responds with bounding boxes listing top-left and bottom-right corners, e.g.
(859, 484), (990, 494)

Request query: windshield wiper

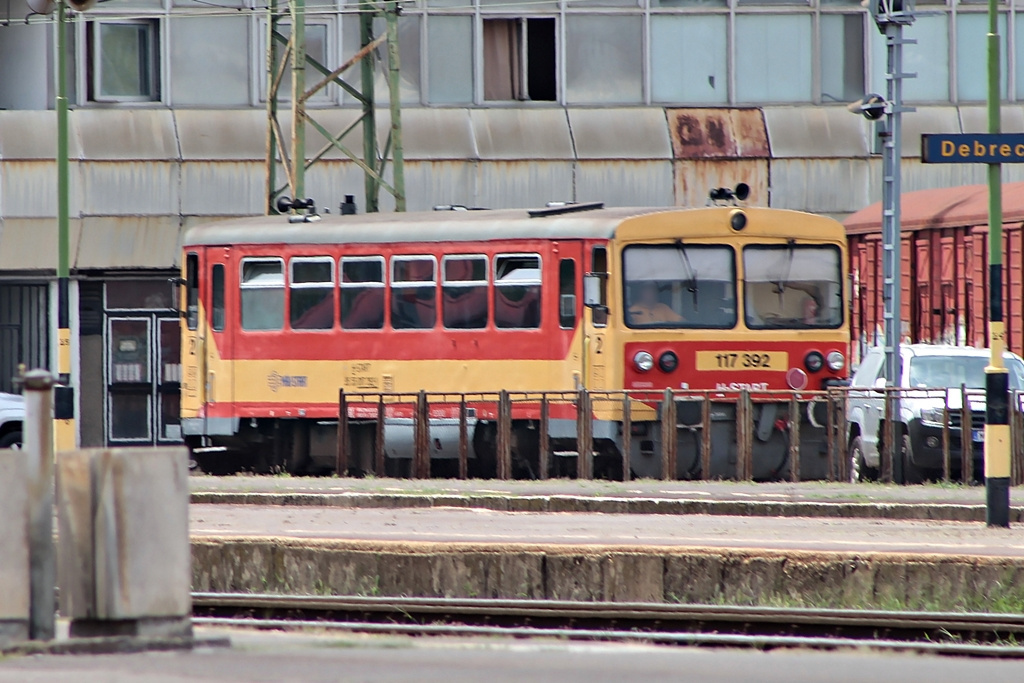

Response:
(674, 239), (699, 307)
(771, 239), (796, 307)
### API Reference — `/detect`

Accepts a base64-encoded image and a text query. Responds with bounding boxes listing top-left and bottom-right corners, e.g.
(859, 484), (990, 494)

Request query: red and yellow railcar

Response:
(181, 201), (849, 478)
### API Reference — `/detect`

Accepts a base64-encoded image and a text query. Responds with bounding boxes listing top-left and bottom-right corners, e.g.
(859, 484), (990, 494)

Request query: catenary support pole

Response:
(985, 0), (1010, 527)
(54, 0), (75, 452)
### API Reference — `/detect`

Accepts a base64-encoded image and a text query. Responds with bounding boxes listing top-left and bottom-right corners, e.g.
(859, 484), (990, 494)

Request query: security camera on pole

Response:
(33, 0), (95, 452)
(849, 0), (916, 483)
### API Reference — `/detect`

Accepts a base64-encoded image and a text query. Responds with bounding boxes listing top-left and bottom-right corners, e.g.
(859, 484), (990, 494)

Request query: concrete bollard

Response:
(57, 447), (192, 638)
(23, 370), (55, 641)
(0, 450), (29, 644)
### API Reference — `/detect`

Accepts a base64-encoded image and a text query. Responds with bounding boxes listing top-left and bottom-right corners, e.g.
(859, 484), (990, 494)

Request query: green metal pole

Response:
(290, 0), (306, 202)
(55, 1), (74, 451)
(360, 0), (378, 213)
(385, 1), (405, 212)
(266, 0), (279, 213)
(985, 0), (1010, 527)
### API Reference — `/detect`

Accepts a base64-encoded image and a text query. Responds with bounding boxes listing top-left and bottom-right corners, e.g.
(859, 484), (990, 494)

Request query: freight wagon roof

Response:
(844, 181), (1024, 235)
(183, 207), (665, 246)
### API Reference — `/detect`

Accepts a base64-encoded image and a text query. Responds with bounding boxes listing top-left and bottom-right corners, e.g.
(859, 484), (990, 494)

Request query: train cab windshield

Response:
(622, 244), (736, 329)
(743, 244), (843, 329)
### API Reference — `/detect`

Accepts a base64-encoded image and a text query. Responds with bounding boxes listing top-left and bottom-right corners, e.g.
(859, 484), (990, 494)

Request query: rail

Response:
(191, 592), (1024, 657)
(331, 387), (1024, 485)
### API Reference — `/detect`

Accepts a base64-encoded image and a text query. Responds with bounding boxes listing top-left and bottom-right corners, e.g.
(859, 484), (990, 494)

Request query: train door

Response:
(583, 245), (608, 389)
(181, 252), (205, 433)
(556, 244), (584, 388)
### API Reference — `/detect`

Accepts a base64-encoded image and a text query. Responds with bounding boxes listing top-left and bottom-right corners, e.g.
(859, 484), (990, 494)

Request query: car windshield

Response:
(908, 355), (1024, 390)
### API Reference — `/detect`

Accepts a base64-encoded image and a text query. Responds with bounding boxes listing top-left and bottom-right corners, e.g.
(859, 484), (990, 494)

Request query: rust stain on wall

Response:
(667, 109), (770, 160)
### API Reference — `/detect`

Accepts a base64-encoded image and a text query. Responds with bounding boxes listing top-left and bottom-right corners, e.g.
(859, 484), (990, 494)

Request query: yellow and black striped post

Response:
(985, 0), (1010, 527)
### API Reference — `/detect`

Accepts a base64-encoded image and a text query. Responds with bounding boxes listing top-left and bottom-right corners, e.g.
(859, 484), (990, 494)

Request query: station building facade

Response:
(0, 0), (1022, 446)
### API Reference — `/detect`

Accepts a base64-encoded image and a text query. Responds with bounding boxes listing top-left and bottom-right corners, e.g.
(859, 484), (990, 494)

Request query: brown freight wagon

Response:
(844, 181), (1024, 365)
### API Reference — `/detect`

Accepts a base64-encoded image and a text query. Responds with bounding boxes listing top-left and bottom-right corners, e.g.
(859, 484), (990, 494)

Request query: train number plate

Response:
(695, 351), (789, 371)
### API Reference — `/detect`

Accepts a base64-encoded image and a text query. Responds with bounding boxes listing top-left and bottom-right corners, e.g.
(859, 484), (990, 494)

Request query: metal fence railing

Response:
(332, 387), (1024, 485)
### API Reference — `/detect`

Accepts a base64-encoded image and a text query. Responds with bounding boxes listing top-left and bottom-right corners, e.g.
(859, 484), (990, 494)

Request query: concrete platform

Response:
(189, 505), (1024, 611)
(190, 475), (1024, 522)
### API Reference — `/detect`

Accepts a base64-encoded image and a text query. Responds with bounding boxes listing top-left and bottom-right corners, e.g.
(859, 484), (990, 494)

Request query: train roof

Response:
(182, 205), (842, 247)
(183, 206), (664, 246)
(844, 180), (1024, 234)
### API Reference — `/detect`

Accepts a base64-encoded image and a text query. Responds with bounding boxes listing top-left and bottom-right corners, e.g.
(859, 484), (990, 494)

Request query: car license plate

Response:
(972, 429), (984, 443)
(695, 351), (788, 371)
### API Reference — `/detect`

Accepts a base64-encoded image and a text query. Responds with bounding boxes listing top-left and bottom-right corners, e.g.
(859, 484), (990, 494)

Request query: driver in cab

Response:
(629, 282), (683, 325)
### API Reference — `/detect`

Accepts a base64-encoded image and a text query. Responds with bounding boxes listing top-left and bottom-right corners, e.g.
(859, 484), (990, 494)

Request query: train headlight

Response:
(804, 351), (825, 373)
(633, 351), (655, 373)
(658, 351), (679, 373)
(826, 351), (846, 372)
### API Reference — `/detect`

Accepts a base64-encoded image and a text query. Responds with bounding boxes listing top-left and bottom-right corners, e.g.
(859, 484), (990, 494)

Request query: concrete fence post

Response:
(23, 370), (55, 641)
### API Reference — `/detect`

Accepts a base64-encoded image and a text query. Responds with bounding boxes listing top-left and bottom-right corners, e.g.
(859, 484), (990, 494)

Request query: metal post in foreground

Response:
(24, 370), (55, 641)
(985, 0), (1011, 527)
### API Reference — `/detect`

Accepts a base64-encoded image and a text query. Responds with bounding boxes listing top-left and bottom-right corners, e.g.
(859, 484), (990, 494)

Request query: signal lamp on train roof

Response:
(729, 209), (747, 232)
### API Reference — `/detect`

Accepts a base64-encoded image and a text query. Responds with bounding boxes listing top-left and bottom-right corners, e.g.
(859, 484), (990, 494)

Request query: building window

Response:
(735, 15), (812, 103)
(564, 15), (642, 104)
(89, 20), (160, 102)
(820, 14), (865, 104)
(341, 256), (386, 330)
(483, 18), (556, 101)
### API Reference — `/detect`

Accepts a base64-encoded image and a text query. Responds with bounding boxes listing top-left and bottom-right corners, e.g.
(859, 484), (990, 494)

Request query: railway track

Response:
(192, 593), (1024, 657)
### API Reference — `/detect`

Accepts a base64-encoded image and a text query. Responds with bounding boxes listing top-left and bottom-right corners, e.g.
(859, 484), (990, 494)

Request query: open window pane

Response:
(820, 14), (865, 104)
(651, 15), (727, 104)
(735, 15), (811, 103)
(495, 254), (541, 329)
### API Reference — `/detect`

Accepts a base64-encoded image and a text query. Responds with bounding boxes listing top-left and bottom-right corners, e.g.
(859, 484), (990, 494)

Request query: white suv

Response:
(847, 344), (1024, 483)
(0, 392), (23, 449)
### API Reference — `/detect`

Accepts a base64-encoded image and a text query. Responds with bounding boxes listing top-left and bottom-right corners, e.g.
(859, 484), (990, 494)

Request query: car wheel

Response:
(0, 431), (23, 450)
(850, 436), (878, 483)
(901, 433), (926, 485)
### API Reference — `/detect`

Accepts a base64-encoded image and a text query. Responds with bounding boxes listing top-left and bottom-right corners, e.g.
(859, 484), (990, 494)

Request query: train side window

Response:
(591, 246), (608, 327)
(211, 264), (225, 332)
(340, 256), (385, 330)
(558, 258), (576, 329)
(290, 257), (335, 330)
(240, 258), (285, 331)
(442, 255), (488, 329)
(495, 253), (541, 329)
(185, 253), (199, 331)
(391, 256), (437, 330)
